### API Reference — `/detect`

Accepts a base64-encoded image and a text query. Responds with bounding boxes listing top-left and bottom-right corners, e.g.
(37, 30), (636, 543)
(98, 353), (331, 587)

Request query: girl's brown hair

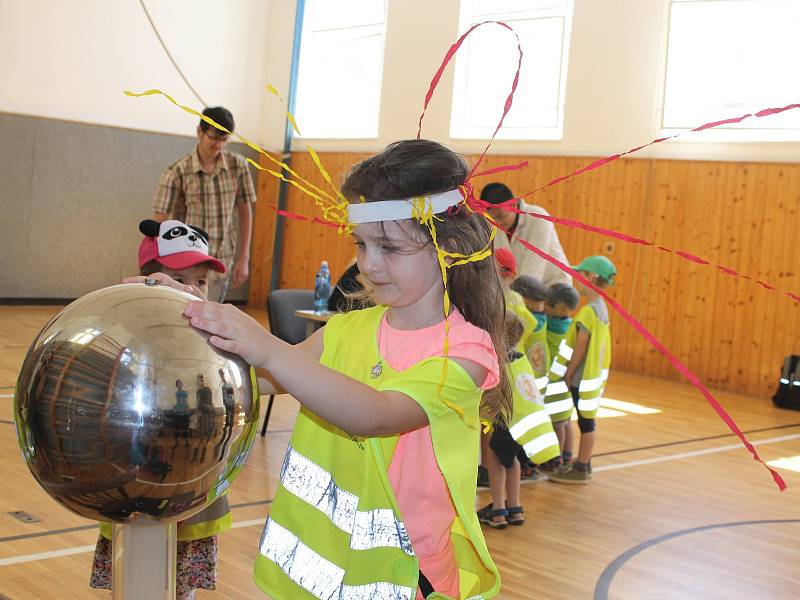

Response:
(341, 139), (511, 420)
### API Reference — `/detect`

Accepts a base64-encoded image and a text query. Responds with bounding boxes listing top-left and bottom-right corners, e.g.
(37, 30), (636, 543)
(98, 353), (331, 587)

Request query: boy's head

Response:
(138, 219), (226, 300)
(480, 182), (518, 230)
(494, 248), (517, 283)
(572, 255), (617, 291)
(504, 313), (525, 353)
(544, 282), (580, 318)
(197, 106), (234, 159)
(510, 275), (546, 313)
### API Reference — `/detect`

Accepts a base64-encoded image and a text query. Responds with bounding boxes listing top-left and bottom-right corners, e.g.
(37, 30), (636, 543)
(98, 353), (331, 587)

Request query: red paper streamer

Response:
(484, 199), (800, 305)
(520, 103), (800, 197)
(512, 233), (787, 491)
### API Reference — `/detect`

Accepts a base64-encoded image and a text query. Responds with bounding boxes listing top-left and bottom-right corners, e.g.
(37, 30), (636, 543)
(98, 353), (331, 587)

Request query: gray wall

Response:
(0, 113), (259, 301)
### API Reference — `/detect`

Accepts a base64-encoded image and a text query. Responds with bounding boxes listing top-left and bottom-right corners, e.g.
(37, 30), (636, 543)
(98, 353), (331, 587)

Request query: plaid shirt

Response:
(152, 148), (257, 266)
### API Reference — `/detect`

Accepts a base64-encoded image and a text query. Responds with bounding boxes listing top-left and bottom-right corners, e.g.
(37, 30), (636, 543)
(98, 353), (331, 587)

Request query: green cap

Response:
(572, 255), (617, 283)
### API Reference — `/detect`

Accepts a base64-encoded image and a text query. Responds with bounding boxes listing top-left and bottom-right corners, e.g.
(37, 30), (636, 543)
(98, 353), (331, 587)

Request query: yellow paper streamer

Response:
(126, 89), (495, 424)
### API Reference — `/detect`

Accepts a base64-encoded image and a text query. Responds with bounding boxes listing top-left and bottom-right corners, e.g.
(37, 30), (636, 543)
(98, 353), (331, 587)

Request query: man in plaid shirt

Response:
(152, 106), (256, 301)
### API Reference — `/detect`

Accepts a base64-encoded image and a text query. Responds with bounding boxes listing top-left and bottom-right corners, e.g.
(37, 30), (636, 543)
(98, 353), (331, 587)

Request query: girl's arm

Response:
(185, 301), (437, 437)
(563, 327), (590, 386)
(255, 327), (324, 396)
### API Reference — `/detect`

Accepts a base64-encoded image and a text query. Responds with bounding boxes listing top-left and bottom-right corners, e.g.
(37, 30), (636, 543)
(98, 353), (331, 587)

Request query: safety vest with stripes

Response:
(505, 290), (537, 356)
(506, 353), (560, 465)
(526, 320), (550, 396)
(547, 304), (611, 420)
(253, 306), (501, 600)
(543, 335), (576, 424)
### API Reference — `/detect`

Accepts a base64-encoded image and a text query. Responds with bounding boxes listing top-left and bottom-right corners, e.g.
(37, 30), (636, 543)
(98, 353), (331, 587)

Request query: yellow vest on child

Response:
(506, 353), (560, 465)
(546, 304), (611, 420)
(252, 306), (501, 600)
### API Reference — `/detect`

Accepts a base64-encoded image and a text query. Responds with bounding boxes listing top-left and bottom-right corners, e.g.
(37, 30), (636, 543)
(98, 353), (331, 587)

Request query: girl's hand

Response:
(121, 273), (199, 296)
(183, 301), (276, 369)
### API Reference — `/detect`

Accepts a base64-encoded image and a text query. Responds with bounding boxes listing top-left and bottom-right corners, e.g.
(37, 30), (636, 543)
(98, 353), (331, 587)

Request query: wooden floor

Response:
(1, 305), (799, 599)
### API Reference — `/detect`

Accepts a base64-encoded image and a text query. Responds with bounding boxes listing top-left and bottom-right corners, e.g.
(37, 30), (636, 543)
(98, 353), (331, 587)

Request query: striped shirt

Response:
(152, 148), (257, 266)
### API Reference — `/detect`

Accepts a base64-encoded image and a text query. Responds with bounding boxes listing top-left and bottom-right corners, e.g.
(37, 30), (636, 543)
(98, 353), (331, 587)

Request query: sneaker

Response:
(477, 503), (508, 529)
(520, 463), (539, 481)
(477, 465), (490, 487)
(548, 466), (591, 484)
(537, 458), (562, 473)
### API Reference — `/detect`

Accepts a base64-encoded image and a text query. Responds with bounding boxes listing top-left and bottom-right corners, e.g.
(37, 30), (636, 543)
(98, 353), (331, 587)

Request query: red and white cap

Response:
(138, 219), (227, 273)
(495, 247), (517, 278)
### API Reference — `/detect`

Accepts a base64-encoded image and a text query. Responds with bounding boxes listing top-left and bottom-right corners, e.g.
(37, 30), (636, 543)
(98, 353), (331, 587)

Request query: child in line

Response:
(541, 282), (581, 470)
(162, 140), (508, 598)
(90, 219), (231, 600)
(478, 314), (560, 529)
(488, 252), (540, 482)
(549, 256), (616, 485)
(509, 275), (549, 396)
(544, 282), (580, 362)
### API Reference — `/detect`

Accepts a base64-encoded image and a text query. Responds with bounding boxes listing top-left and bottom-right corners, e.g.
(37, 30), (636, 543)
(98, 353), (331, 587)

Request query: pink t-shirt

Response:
(382, 309), (498, 599)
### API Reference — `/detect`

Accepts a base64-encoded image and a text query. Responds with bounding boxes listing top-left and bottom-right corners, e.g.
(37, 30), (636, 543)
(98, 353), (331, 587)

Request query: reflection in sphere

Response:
(14, 284), (259, 524)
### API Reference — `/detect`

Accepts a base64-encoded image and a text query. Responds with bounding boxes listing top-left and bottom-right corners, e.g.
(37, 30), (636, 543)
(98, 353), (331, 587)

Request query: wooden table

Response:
(295, 309), (338, 337)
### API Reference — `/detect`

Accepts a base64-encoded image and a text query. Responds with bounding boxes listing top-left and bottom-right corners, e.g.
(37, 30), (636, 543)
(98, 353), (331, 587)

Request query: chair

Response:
(260, 289), (315, 435)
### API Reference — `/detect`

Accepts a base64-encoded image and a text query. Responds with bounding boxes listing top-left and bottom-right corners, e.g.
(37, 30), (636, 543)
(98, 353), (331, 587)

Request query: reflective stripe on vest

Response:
(578, 377), (604, 393)
(545, 398), (573, 415)
(523, 432), (560, 459)
(558, 339), (573, 360)
(577, 398), (599, 413)
(545, 381), (569, 397)
(602, 368), (609, 381)
(259, 518), (415, 600)
(281, 445), (413, 555)
(508, 410), (552, 441)
(549, 361), (567, 377)
(535, 375), (549, 391)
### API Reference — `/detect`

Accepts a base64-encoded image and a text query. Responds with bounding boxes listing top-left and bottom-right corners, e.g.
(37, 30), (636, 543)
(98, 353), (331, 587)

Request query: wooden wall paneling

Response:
(717, 161), (743, 390)
(249, 151), (799, 397)
(679, 162), (710, 383)
(755, 162), (793, 394)
(768, 162), (798, 392)
(277, 152), (364, 291)
(247, 152), (281, 309)
(742, 163), (766, 394)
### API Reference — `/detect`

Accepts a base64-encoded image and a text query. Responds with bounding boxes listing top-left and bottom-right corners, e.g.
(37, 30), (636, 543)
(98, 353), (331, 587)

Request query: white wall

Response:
(2, 0), (796, 162)
(0, 0), (282, 146)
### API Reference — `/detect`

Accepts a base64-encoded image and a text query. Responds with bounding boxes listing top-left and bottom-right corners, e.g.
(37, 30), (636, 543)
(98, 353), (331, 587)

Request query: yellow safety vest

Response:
(547, 305), (611, 420)
(253, 305), (501, 599)
(505, 290), (537, 356)
(505, 354), (560, 465)
(526, 319), (550, 396)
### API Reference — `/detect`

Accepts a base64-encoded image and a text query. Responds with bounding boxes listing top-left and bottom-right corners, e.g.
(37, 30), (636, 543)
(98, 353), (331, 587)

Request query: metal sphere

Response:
(14, 284), (259, 523)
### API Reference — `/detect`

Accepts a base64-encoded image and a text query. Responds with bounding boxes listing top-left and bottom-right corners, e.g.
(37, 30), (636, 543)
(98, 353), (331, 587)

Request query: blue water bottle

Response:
(313, 260), (331, 313)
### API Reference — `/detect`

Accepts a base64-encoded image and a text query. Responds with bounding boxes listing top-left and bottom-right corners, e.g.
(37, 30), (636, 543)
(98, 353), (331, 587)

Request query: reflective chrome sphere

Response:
(14, 284), (259, 523)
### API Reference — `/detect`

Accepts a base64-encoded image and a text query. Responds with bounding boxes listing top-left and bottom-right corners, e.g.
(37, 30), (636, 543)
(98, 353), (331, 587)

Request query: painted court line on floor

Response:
(3, 432), (799, 568)
(0, 519), (269, 567)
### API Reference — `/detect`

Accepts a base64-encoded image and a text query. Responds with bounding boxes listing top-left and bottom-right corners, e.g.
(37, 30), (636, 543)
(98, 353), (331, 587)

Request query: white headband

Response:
(347, 188), (465, 224)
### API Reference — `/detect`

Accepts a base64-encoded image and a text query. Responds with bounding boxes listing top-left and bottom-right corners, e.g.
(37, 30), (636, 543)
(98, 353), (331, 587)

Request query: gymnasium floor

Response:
(1, 306), (798, 599)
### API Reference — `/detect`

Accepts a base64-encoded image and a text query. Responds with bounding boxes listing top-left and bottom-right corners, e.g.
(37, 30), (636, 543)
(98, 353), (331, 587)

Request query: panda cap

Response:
(138, 219), (227, 273)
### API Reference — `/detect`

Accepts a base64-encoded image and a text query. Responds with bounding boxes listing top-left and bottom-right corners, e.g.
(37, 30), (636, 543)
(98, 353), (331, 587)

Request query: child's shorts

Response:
(489, 425), (524, 469)
(89, 534), (218, 594)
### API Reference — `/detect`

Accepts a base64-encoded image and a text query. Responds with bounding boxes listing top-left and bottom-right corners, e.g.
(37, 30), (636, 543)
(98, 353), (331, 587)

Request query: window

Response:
(293, 0), (388, 139)
(450, 0), (574, 140)
(662, 0), (800, 140)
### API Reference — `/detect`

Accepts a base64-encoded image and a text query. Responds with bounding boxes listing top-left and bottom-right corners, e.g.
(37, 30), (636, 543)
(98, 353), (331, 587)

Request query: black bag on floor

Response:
(772, 355), (800, 410)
